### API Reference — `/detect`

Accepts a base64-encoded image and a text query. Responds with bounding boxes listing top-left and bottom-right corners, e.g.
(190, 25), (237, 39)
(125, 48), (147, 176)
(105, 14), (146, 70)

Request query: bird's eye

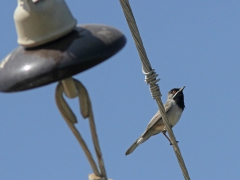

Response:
(172, 90), (176, 94)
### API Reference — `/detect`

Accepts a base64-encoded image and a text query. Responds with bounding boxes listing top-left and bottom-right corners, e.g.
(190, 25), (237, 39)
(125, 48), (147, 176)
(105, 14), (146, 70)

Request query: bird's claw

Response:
(170, 141), (179, 145)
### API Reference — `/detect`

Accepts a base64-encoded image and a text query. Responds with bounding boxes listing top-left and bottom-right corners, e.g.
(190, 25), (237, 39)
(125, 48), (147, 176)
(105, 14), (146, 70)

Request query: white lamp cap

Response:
(14, 0), (77, 47)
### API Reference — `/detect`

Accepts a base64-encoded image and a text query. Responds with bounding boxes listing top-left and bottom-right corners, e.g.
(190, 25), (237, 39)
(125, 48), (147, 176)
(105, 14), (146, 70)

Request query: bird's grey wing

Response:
(146, 110), (162, 128)
(142, 100), (173, 136)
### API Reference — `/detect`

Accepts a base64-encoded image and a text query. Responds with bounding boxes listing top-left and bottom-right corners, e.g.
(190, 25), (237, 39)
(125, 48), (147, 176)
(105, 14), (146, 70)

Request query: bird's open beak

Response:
(179, 86), (185, 92)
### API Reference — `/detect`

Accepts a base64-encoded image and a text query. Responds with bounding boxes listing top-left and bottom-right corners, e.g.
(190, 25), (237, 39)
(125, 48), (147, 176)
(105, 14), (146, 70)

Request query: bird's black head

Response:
(168, 88), (185, 111)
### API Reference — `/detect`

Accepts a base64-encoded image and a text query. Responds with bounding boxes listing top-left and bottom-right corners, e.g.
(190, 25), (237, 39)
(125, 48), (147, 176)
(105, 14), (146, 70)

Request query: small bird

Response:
(125, 87), (185, 155)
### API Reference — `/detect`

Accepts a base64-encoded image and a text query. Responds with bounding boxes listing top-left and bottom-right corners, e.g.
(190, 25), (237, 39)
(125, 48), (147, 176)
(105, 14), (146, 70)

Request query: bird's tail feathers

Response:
(125, 137), (144, 155)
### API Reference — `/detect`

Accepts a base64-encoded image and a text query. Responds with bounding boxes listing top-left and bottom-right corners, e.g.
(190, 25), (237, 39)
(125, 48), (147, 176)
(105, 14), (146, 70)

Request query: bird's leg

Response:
(162, 131), (178, 145)
(162, 131), (172, 144)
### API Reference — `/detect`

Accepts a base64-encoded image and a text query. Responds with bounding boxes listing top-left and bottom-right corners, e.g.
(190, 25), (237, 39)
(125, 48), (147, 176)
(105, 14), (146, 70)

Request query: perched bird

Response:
(125, 87), (185, 155)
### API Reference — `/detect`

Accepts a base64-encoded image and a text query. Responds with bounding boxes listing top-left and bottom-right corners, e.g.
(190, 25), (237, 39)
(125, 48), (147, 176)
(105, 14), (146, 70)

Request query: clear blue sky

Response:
(0, 1), (240, 179)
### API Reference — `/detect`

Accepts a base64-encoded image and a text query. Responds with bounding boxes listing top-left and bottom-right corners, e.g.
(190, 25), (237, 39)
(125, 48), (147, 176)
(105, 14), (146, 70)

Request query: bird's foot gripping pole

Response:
(163, 131), (179, 145)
